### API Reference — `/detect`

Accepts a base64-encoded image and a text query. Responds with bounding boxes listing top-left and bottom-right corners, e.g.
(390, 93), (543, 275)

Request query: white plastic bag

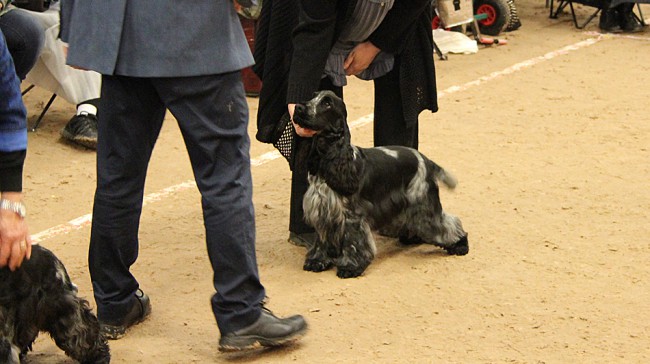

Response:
(432, 29), (478, 55)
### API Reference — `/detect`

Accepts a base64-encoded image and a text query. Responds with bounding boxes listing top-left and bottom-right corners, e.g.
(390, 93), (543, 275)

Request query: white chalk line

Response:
(30, 34), (612, 243)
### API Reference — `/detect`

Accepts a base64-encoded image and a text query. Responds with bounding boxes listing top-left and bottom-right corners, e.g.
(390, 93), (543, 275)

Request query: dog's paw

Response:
(336, 265), (366, 279)
(303, 259), (333, 272)
(444, 235), (469, 256)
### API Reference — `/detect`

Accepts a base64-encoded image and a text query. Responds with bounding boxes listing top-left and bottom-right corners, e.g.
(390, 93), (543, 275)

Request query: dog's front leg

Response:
(303, 244), (334, 273)
(336, 219), (375, 279)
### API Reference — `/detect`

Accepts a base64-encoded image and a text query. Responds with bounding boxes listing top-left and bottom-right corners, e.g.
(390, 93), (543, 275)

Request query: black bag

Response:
(12, 0), (52, 12)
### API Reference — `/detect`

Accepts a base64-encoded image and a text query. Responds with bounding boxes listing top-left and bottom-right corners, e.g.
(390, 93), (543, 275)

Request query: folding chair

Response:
(21, 84), (57, 132)
(549, 0), (646, 29)
(549, 0), (604, 29)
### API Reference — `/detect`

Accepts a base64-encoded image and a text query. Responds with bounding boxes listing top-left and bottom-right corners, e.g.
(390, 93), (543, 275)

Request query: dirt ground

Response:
(17, 1), (649, 363)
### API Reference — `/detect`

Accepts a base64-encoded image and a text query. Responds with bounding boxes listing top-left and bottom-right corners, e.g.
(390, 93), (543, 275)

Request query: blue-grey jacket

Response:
(0, 30), (27, 191)
(59, 0), (254, 77)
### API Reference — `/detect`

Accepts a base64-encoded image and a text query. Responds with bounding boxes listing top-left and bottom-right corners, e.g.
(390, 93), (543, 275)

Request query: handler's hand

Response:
(289, 103), (317, 138)
(0, 199), (32, 271)
(344, 41), (381, 76)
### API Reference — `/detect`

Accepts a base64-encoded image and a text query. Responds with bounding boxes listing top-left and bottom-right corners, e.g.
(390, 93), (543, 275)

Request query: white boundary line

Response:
(30, 34), (616, 243)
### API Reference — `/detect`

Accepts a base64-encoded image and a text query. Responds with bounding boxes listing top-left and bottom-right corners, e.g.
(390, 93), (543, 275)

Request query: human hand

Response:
(289, 103), (317, 138)
(0, 195), (32, 271)
(344, 41), (381, 76)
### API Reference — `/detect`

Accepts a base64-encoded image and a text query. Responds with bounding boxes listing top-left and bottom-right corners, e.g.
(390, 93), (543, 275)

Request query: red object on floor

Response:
(239, 16), (262, 97)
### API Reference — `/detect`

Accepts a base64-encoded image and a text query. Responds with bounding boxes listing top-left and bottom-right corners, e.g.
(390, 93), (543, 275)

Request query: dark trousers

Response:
(90, 72), (265, 334)
(289, 60), (419, 234)
(0, 9), (44, 80)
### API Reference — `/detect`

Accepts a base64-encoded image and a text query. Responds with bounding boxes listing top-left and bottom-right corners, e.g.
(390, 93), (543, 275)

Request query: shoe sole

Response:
(218, 325), (308, 352)
(287, 237), (311, 248)
(60, 129), (97, 149)
(101, 302), (152, 340)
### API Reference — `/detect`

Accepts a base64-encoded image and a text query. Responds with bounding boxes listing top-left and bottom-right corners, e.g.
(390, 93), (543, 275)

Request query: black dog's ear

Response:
(321, 137), (362, 196)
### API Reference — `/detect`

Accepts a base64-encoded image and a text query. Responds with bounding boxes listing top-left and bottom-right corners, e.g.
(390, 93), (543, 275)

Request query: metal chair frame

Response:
(21, 84), (57, 132)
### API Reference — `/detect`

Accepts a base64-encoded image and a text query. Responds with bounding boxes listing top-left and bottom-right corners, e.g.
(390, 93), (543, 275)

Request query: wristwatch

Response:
(0, 199), (26, 218)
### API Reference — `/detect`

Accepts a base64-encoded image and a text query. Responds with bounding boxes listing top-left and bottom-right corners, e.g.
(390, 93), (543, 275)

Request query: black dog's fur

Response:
(0, 245), (110, 363)
(293, 90), (469, 279)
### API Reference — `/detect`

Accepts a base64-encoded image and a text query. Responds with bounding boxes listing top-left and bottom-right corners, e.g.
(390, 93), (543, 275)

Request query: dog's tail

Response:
(432, 163), (458, 190)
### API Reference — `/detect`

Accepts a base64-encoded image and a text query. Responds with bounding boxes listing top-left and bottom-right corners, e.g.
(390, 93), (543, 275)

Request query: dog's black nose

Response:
(294, 104), (306, 115)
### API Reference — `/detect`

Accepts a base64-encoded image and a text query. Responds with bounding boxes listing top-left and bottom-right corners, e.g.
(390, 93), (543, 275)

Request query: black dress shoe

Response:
(219, 307), (307, 352)
(100, 289), (152, 340)
(599, 8), (623, 33)
(288, 231), (317, 248)
(619, 4), (644, 33)
(60, 112), (98, 149)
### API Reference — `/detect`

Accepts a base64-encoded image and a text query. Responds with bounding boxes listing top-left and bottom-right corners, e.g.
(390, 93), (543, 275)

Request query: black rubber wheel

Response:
(473, 0), (510, 36)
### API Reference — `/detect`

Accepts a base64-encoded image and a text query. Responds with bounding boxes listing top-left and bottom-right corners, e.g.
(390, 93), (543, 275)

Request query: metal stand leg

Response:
(30, 94), (57, 132)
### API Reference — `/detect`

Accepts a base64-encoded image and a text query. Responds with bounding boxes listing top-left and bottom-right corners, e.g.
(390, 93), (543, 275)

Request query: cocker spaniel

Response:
(292, 90), (469, 279)
(0, 245), (110, 363)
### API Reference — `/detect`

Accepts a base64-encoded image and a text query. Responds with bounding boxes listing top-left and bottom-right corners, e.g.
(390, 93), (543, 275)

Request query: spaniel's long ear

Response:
(321, 135), (361, 196)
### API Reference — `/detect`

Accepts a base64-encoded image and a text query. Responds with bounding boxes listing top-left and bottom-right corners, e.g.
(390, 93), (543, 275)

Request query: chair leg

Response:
(21, 84), (35, 96)
(576, 7), (601, 29)
(432, 39), (447, 61)
(30, 94), (57, 132)
(635, 3), (646, 26)
(550, 0), (569, 19)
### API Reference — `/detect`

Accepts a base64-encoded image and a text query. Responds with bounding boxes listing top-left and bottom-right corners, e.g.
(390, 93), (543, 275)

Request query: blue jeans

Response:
(0, 9), (44, 80)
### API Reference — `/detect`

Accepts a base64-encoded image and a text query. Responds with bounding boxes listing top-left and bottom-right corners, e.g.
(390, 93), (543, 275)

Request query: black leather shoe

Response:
(599, 8), (623, 33)
(100, 289), (151, 340)
(619, 4), (644, 33)
(60, 113), (98, 149)
(219, 307), (307, 352)
(288, 231), (317, 248)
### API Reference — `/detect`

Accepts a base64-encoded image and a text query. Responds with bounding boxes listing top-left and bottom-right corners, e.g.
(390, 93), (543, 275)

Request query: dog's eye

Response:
(322, 100), (332, 109)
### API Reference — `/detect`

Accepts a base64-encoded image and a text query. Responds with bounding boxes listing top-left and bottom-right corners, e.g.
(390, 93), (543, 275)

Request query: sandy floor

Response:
(18, 1), (650, 363)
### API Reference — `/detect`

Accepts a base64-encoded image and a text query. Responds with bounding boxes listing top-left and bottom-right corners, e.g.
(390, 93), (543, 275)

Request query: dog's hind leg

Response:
(336, 218), (375, 279)
(422, 211), (468, 255)
(44, 294), (111, 364)
(407, 195), (469, 256)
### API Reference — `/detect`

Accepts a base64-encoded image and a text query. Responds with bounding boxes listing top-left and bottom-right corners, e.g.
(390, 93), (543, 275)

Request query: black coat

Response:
(253, 0), (437, 144)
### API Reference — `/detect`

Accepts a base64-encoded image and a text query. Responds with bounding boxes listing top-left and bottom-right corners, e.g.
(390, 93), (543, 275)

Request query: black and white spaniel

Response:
(0, 245), (110, 363)
(293, 90), (469, 279)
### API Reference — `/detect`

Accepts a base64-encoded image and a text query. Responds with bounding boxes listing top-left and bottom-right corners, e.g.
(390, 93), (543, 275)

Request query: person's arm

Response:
(368, 0), (431, 54)
(286, 1), (338, 105)
(287, 1), (339, 136)
(0, 29), (32, 271)
(343, 0), (429, 77)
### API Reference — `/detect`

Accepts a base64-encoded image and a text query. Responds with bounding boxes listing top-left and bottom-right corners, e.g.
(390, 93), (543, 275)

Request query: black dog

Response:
(0, 245), (110, 363)
(293, 90), (469, 279)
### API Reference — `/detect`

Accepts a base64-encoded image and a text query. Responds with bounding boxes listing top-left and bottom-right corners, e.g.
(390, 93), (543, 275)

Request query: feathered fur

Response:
(293, 91), (469, 278)
(0, 245), (110, 364)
